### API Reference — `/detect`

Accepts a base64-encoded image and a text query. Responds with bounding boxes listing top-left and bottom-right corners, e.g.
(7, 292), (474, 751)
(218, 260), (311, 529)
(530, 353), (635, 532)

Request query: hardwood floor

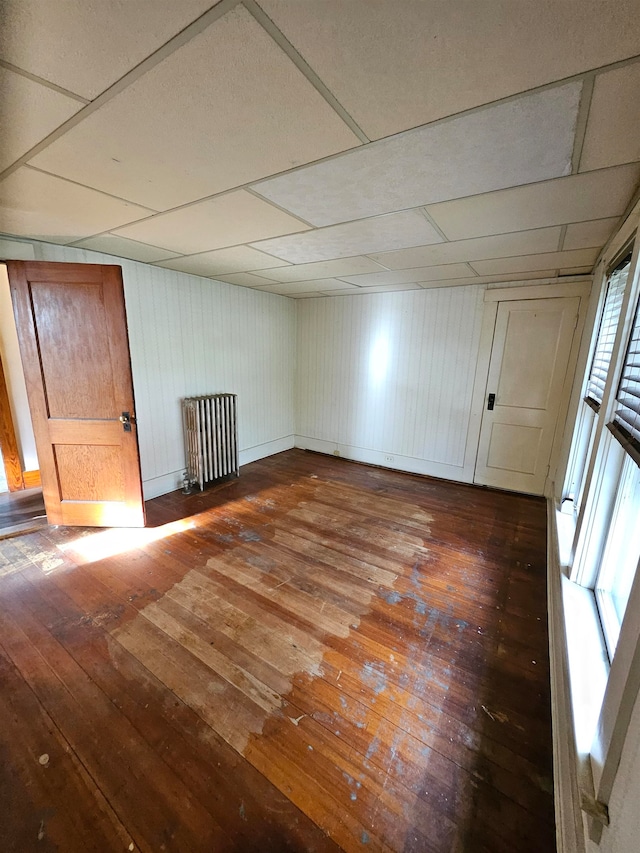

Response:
(0, 450), (555, 852)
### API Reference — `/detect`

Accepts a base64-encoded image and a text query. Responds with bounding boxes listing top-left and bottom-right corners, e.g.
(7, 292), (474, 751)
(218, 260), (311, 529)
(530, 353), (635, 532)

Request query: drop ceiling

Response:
(1, 0), (640, 298)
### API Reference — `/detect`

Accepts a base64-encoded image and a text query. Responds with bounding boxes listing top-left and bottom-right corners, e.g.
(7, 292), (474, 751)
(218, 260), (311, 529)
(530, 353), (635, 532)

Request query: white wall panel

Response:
(295, 286), (485, 478)
(26, 241), (296, 497)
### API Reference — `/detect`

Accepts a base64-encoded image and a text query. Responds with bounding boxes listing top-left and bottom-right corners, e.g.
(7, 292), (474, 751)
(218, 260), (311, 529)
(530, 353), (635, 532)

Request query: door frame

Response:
(0, 352), (24, 491)
(464, 278), (593, 497)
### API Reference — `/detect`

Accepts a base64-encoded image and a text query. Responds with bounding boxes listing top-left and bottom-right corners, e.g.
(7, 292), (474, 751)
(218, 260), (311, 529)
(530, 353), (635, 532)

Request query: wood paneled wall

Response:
(295, 287), (486, 480)
(29, 244), (296, 499)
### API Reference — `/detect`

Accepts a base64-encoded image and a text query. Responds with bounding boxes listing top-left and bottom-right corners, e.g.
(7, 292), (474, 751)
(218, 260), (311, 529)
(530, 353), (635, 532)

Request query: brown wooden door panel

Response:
(7, 261), (145, 527)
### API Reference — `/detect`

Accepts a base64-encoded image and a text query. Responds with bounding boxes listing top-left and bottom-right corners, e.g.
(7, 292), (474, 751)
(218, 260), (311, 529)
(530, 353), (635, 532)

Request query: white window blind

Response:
(585, 256), (630, 410)
(609, 256), (640, 465)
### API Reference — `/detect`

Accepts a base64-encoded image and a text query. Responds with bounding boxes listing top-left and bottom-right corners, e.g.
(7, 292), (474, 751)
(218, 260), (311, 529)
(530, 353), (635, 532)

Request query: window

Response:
(563, 254), (631, 507)
(585, 255), (631, 411)
(594, 452), (640, 658)
(609, 279), (640, 467)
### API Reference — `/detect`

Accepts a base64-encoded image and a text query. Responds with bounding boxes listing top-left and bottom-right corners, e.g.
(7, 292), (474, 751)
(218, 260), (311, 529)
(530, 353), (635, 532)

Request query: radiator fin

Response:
(182, 394), (239, 490)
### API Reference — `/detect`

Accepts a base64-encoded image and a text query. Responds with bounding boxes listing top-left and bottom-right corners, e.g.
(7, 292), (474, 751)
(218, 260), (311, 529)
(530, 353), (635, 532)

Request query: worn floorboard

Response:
(0, 449), (554, 851)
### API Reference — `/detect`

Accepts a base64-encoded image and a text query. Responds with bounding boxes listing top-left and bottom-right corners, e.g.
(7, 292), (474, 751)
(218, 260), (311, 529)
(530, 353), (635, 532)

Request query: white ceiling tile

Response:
(341, 263), (475, 287)
(0, 167), (154, 243)
(256, 278), (351, 294)
(156, 244), (291, 276)
(71, 233), (180, 263)
(427, 165), (640, 240)
(252, 83), (579, 225)
(0, 67), (82, 171)
(580, 62), (640, 172)
(418, 271), (560, 290)
(251, 210), (443, 264)
(29, 6), (360, 210)
(113, 191), (309, 256)
(328, 283), (423, 295)
(0, 0), (221, 99)
(470, 249), (598, 276)
(258, 0), (640, 138)
(214, 272), (281, 288)
(368, 228), (562, 270)
(255, 256), (388, 282)
(563, 218), (620, 251)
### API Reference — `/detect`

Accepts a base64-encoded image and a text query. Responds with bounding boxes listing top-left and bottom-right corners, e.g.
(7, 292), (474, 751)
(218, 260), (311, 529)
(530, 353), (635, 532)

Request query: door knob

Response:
(119, 411), (134, 432)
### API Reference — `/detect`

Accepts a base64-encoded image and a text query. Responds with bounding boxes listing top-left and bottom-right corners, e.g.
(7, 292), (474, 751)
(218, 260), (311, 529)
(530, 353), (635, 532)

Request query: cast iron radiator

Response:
(182, 394), (239, 490)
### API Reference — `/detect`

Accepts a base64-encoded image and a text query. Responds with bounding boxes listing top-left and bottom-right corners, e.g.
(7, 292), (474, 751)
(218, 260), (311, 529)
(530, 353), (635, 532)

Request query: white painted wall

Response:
(295, 286), (486, 481)
(5, 241), (296, 499)
(586, 691), (640, 853)
(0, 260), (39, 472)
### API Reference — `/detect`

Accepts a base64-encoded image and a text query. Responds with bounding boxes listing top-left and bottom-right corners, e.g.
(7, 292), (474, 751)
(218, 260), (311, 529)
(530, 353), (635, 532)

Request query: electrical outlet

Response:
(384, 455), (394, 463)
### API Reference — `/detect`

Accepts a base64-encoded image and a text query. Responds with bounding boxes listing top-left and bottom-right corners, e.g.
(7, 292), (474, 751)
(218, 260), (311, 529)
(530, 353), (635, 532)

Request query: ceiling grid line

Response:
(557, 225), (568, 253)
(0, 59), (90, 103)
(3, 3), (640, 295)
(45, 54), (628, 235)
(0, 0), (244, 183)
(23, 165), (160, 214)
(5, 53), (634, 240)
(243, 187), (316, 228)
(419, 207), (451, 242)
(571, 75), (595, 174)
(242, 0), (370, 144)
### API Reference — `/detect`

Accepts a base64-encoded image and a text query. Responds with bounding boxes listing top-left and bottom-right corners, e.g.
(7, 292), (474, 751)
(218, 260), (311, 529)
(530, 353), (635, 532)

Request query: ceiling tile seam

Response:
(66, 233), (182, 254)
(29, 211), (613, 275)
(147, 241), (293, 266)
(423, 160), (640, 216)
(595, 181), (640, 267)
(22, 164), (160, 215)
(334, 278), (365, 287)
(242, 0), (370, 144)
(340, 249), (603, 281)
(361, 255), (393, 271)
(0, 59), (90, 104)
(360, 224), (562, 260)
(242, 52), (640, 208)
(247, 159), (640, 237)
(0, 0), (243, 184)
(111, 181), (311, 233)
(557, 225), (568, 252)
(11, 57), (630, 241)
(242, 187), (315, 228)
(356, 51), (640, 145)
(155, 227), (609, 275)
(571, 75), (595, 175)
(419, 208), (451, 242)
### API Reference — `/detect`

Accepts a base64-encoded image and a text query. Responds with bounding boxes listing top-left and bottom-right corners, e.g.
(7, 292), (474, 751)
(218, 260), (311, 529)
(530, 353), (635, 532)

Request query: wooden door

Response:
(474, 296), (580, 495)
(7, 261), (145, 527)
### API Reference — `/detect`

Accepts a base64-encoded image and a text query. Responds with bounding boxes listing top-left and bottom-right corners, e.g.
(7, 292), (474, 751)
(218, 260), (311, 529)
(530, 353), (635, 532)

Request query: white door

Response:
(474, 296), (580, 495)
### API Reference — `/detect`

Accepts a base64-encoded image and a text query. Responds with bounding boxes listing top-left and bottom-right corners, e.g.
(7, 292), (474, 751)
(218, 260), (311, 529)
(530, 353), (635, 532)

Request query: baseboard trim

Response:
(294, 436), (472, 483)
(142, 435), (295, 501)
(239, 435), (295, 467)
(22, 469), (41, 488)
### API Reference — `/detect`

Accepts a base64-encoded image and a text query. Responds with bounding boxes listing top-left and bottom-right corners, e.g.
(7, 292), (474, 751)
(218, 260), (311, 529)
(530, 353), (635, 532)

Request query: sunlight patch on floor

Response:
(59, 518), (196, 565)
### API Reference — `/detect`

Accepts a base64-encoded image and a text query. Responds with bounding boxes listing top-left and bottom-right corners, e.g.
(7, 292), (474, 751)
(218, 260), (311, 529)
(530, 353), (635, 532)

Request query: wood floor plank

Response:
(0, 449), (554, 851)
